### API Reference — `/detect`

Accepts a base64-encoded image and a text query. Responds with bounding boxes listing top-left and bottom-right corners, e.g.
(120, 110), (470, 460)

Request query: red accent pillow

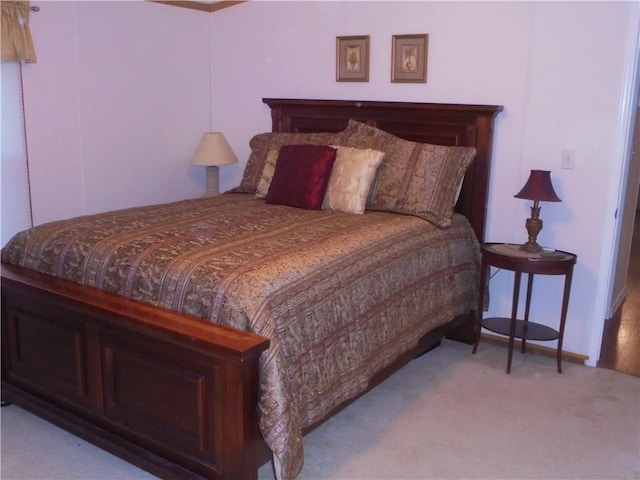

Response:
(265, 145), (337, 210)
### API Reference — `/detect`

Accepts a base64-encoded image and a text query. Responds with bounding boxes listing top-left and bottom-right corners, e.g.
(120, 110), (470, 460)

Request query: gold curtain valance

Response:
(1, 1), (36, 63)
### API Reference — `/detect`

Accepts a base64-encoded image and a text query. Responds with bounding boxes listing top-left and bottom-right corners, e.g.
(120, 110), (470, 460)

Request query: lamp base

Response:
(203, 165), (221, 197)
(520, 241), (543, 253)
(521, 208), (544, 253)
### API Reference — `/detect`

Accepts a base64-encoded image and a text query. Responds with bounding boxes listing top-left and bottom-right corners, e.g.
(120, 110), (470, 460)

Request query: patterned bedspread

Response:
(1, 193), (481, 479)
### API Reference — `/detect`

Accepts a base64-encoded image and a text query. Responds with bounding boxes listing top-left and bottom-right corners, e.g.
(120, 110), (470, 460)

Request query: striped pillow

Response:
(339, 120), (476, 228)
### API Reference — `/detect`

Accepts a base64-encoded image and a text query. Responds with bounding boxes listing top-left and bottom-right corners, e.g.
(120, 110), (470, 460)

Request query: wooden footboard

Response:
(1, 262), (474, 479)
(1, 264), (271, 480)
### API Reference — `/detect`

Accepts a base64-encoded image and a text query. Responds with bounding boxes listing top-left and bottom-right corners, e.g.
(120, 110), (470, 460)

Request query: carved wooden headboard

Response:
(262, 98), (503, 243)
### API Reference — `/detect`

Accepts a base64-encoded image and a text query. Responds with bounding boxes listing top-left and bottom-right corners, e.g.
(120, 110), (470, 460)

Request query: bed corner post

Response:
(220, 357), (271, 479)
(265, 99), (283, 133)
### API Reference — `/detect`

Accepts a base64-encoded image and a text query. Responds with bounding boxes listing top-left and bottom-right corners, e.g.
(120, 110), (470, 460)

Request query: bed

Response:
(1, 98), (502, 480)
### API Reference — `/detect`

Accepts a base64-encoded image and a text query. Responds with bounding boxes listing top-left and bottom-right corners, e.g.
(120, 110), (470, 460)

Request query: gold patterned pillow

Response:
(322, 146), (384, 214)
(339, 120), (476, 228)
(235, 131), (343, 193)
(255, 149), (279, 199)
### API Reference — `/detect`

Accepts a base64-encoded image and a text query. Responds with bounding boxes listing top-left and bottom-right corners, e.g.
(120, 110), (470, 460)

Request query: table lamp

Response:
(191, 132), (238, 196)
(514, 169), (561, 253)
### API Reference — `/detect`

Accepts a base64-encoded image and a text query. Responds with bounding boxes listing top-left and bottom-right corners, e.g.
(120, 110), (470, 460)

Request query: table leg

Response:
(507, 271), (522, 374)
(556, 266), (574, 373)
(521, 273), (534, 354)
(472, 260), (488, 354)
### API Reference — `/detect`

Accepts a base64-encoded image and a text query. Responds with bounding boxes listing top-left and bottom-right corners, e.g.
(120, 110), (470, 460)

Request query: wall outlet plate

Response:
(562, 149), (576, 169)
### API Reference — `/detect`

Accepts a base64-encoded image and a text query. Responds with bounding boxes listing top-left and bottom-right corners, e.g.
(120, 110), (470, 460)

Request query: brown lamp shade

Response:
(514, 170), (561, 202)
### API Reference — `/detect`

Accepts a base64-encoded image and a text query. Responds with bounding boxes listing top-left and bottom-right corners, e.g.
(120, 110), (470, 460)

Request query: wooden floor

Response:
(598, 211), (640, 377)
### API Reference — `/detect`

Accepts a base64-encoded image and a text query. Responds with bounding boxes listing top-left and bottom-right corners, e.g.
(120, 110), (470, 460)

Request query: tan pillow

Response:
(255, 149), (279, 199)
(235, 131), (343, 193)
(322, 146), (384, 214)
(339, 120), (476, 228)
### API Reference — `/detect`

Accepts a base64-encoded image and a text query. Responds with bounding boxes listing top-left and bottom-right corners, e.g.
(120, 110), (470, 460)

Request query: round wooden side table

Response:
(472, 243), (577, 373)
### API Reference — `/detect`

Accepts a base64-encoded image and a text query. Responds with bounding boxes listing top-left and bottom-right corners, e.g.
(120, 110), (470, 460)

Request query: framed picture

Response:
(336, 35), (370, 82)
(391, 34), (428, 83)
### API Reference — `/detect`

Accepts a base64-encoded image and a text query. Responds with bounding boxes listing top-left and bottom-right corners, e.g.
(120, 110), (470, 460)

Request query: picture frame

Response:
(391, 34), (428, 83)
(336, 35), (370, 82)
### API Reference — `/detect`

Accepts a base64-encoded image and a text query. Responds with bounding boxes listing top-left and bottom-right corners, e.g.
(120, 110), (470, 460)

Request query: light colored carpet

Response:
(2, 339), (638, 480)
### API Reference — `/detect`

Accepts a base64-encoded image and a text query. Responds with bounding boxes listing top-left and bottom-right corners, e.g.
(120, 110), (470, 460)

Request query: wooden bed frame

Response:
(1, 99), (502, 480)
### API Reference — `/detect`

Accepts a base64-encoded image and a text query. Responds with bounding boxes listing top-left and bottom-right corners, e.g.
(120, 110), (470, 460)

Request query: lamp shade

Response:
(190, 133), (238, 167)
(514, 170), (561, 202)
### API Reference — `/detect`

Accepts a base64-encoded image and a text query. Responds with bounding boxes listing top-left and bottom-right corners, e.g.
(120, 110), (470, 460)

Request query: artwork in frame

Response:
(336, 35), (370, 82)
(391, 34), (428, 83)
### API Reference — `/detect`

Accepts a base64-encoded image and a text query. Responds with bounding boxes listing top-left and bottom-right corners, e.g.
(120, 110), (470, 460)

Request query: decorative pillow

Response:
(265, 145), (337, 210)
(235, 131), (343, 194)
(255, 149), (279, 199)
(322, 146), (384, 214)
(339, 120), (477, 228)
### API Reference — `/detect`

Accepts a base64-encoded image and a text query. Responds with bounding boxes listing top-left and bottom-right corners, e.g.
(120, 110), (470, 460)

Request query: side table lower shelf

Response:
(482, 317), (559, 342)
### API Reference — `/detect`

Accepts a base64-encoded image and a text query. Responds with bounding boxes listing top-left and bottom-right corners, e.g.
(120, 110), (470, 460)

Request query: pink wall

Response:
(22, 1), (212, 223)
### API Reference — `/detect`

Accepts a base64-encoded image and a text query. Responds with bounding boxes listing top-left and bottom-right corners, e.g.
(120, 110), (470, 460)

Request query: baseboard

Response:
(607, 286), (628, 322)
(480, 333), (589, 365)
